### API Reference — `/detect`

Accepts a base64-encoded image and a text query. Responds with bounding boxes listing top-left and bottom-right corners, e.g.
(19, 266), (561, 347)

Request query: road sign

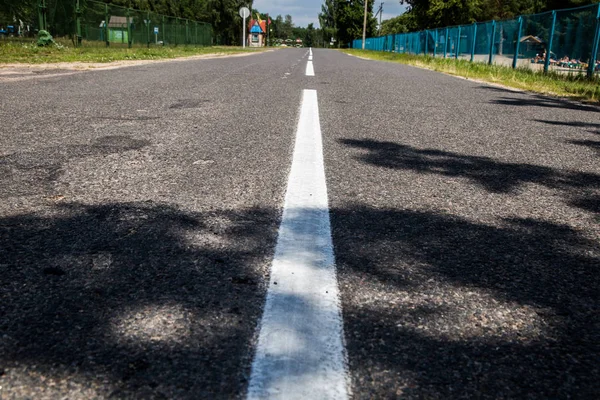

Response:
(239, 7), (250, 48)
(239, 7), (250, 18)
(154, 27), (159, 34)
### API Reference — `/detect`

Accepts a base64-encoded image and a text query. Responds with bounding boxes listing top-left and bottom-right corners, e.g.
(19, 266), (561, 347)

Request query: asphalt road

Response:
(1, 48), (599, 399)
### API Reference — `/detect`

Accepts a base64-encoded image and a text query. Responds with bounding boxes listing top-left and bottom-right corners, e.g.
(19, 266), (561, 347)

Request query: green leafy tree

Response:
(304, 22), (315, 46)
(318, 0), (336, 46)
(399, 0), (482, 29)
(319, 0), (376, 47)
(380, 11), (417, 35)
(281, 14), (293, 38)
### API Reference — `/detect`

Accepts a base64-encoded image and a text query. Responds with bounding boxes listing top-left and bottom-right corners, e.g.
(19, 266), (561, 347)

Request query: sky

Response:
(252, 0), (407, 29)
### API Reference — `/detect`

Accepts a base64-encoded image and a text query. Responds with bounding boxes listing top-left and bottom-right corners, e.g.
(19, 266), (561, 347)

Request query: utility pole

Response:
(374, 2), (384, 36)
(362, 0), (368, 49)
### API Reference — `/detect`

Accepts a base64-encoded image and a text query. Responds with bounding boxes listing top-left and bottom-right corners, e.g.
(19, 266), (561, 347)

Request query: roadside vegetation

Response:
(0, 39), (265, 64)
(343, 49), (600, 103)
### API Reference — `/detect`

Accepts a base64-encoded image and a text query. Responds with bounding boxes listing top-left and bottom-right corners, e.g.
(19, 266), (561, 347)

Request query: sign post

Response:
(239, 7), (250, 48)
(154, 26), (159, 44)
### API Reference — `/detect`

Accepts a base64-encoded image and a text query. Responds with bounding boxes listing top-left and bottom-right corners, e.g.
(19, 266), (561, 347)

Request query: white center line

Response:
(306, 61), (314, 76)
(247, 89), (348, 400)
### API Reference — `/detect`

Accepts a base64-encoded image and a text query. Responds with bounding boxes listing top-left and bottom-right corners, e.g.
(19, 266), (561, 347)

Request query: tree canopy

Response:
(394, 0), (600, 31)
(318, 0), (377, 47)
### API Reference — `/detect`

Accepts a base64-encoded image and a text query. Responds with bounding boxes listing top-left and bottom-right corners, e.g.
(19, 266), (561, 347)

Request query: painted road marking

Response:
(306, 61), (314, 76)
(247, 89), (348, 400)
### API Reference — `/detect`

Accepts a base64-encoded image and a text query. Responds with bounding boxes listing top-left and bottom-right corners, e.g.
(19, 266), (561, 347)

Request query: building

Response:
(247, 19), (266, 47)
(106, 16), (129, 43)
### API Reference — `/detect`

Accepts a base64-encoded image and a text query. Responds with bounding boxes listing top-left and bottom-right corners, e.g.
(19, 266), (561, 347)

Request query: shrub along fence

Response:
(32, 0), (212, 47)
(353, 4), (600, 78)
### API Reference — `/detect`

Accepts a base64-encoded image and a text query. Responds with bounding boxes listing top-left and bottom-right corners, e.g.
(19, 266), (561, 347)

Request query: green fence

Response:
(33, 0), (212, 47)
(353, 4), (600, 78)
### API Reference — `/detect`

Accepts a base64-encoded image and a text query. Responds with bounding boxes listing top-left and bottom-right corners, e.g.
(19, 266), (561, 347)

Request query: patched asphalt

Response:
(0, 49), (310, 399)
(1, 48), (599, 399)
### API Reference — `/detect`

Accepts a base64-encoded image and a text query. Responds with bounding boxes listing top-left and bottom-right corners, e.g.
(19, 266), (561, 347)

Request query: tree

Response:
(318, 0), (336, 46)
(380, 11), (417, 35)
(281, 14), (293, 38)
(336, 0), (377, 46)
(305, 22), (315, 47)
(399, 0), (482, 29)
(318, 0), (376, 47)
(206, 0), (250, 45)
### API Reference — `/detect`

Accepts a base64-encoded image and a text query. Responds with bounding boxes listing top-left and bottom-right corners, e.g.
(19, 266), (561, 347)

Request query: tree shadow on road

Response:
(0, 201), (279, 399)
(1, 198), (599, 398)
(330, 205), (600, 399)
(477, 89), (600, 113)
(339, 139), (600, 214)
(568, 139), (600, 155)
(534, 119), (600, 136)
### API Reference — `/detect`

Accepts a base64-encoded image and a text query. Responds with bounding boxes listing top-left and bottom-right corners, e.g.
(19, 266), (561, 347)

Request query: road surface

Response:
(1, 48), (598, 399)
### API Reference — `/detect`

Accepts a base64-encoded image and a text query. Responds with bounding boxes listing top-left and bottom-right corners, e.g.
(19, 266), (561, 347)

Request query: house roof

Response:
(520, 35), (543, 44)
(108, 16), (128, 28)
(248, 19), (266, 33)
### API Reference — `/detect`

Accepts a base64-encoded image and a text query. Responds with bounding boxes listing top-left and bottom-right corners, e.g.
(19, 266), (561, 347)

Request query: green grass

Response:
(0, 38), (266, 64)
(342, 49), (600, 103)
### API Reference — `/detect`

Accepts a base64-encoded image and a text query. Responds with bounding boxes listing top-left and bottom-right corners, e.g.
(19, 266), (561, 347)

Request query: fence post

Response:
(587, 4), (600, 78)
(105, 3), (109, 46)
(455, 26), (461, 59)
(147, 11), (150, 48)
(444, 27), (449, 58)
(186, 19), (189, 45)
(38, 0), (47, 31)
(544, 11), (557, 74)
(433, 30), (437, 57)
(126, 8), (131, 48)
(162, 16), (165, 46)
(471, 23), (477, 62)
(75, 0), (82, 47)
(425, 30), (428, 56)
(488, 20), (496, 65)
(513, 16), (523, 69)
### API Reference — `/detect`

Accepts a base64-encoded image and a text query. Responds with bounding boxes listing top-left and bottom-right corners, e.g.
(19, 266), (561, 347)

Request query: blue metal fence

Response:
(353, 3), (600, 78)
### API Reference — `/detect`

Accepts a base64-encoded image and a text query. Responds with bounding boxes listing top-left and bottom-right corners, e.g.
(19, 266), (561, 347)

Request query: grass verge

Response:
(342, 49), (600, 103)
(0, 38), (266, 64)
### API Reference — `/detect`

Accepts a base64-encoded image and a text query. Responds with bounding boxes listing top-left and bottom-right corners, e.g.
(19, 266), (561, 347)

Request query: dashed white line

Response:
(246, 89), (348, 400)
(306, 61), (314, 76)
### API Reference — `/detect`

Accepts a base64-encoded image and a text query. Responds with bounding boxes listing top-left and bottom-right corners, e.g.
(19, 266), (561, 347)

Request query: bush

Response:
(37, 30), (55, 47)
